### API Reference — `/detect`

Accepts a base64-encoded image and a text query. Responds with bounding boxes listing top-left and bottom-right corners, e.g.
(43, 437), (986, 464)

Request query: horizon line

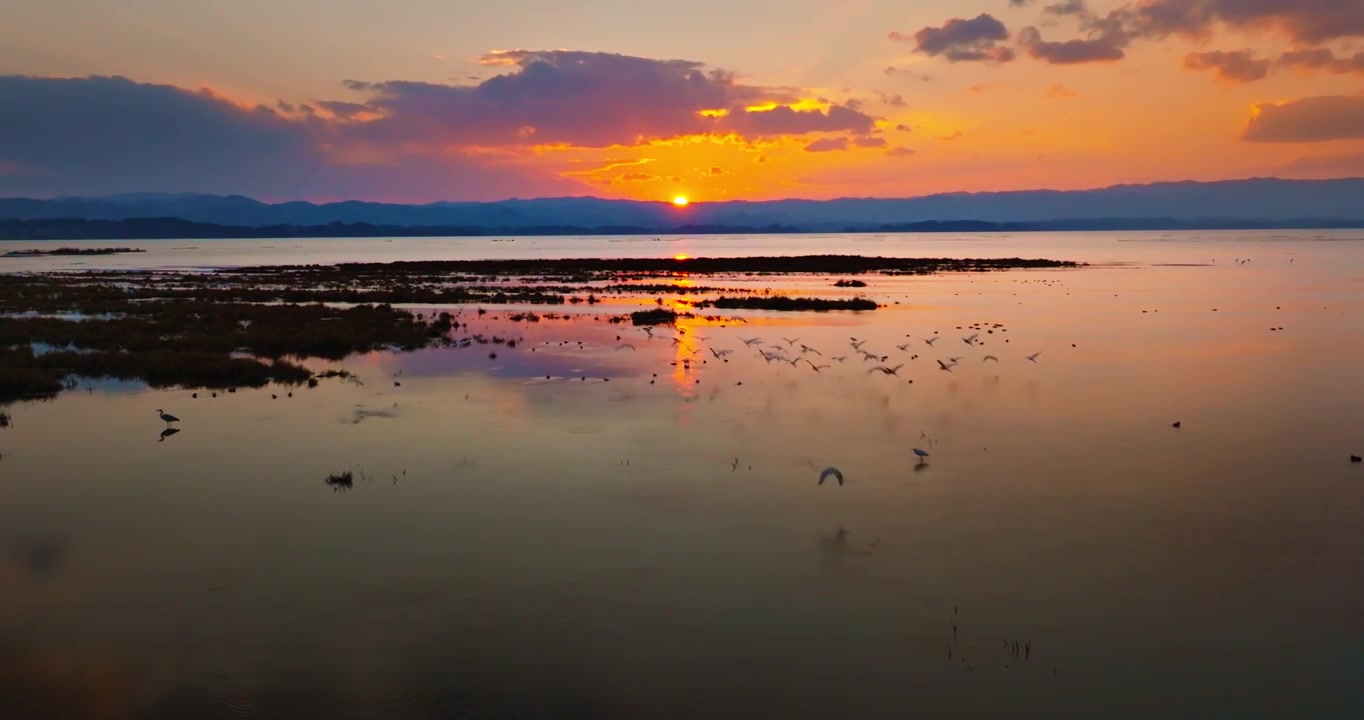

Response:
(13, 175), (1364, 207)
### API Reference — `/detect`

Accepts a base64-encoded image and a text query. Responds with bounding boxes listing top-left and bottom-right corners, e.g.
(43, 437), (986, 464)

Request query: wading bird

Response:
(157, 409), (180, 425)
(913, 448), (929, 462)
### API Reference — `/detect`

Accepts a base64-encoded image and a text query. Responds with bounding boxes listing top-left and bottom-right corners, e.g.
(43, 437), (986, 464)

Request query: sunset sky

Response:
(2, 0), (1362, 202)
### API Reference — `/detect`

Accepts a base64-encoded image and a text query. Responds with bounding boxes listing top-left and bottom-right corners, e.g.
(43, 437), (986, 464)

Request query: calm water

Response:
(2, 232), (1363, 719)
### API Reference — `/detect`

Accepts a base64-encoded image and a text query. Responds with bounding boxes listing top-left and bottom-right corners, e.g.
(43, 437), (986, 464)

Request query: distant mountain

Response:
(4, 215), (1362, 241)
(1, 178), (1362, 234)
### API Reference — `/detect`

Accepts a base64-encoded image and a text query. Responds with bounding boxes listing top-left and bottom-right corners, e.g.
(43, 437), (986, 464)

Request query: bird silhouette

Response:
(818, 467), (845, 486)
(925, 337), (940, 347)
(157, 409), (180, 425)
(1026, 352), (1042, 362)
(983, 355), (999, 362)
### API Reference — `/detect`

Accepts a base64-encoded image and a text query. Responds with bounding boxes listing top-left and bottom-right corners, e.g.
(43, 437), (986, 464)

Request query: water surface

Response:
(1, 232), (1362, 719)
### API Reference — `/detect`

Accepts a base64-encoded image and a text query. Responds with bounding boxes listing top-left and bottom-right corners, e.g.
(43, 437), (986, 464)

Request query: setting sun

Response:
(672, 195), (689, 207)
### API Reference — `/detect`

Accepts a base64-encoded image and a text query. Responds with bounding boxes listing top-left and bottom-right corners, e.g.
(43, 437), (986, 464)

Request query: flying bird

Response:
(782, 337), (801, 347)
(851, 339), (868, 351)
(924, 337), (940, 347)
(1026, 352), (1042, 362)
(963, 334), (979, 345)
(708, 348), (732, 358)
(799, 344), (822, 356)
(983, 355), (999, 362)
(616, 343), (636, 351)
(832, 355), (848, 363)
(869, 364), (904, 377)
(807, 361), (831, 373)
(741, 337), (764, 347)
(818, 467), (845, 486)
(937, 360), (954, 372)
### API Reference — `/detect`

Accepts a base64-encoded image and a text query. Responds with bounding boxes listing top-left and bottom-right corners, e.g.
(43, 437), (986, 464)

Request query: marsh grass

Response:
(698, 296), (879, 311)
(324, 471), (354, 491)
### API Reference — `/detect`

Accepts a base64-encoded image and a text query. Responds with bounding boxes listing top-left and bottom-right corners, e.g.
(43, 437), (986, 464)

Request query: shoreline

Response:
(0, 254), (1078, 403)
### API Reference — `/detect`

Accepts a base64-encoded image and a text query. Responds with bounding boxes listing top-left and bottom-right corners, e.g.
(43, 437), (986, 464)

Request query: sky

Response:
(1, 0), (1363, 202)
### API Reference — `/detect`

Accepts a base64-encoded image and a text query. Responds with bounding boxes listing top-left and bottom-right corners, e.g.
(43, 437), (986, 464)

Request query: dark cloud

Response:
(724, 103), (876, 137)
(893, 14), (1016, 63)
(1183, 50), (1270, 82)
(886, 147), (916, 158)
(615, 172), (660, 182)
(1019, 1), (1364, 68)
(1010, 0), (1034, 6)
(707, 165), (728, 175)
(1123, 0), (1364, 44)
(0, 51), (882, 199)
(1278, 49), (1364, 76)
(804, 137), (851, 152)
(1242, 95), (1364, 143)
(1018, 26), (1126, 63)
(1043, 0), (1091, 18)
(854, 137), (889, 148)
(342, 51), (877, 148)
(874, 91), (907, 107)
(0, 74), (584, 200)
(894, 123), (912, 132)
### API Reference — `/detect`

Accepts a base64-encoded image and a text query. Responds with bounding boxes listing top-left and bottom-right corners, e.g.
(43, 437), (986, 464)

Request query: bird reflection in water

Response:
(158, 427), (182, 442)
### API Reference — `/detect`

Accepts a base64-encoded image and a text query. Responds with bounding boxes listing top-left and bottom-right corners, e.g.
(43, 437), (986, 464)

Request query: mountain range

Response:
(1, 178), (1362, 239)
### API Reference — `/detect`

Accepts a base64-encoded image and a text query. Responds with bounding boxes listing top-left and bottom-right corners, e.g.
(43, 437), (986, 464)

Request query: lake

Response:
(2, 230), (1362, 719)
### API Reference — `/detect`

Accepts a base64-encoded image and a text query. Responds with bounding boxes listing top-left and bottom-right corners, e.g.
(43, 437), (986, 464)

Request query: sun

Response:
(672, 195), (689, 207)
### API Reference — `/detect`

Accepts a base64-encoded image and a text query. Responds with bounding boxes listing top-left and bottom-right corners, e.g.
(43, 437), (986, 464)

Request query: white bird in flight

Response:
(799, 344), (822, 356)
(869, 364), (904, 377)
(741, 337), (764, 347)
(819, 467), (845, 486)
(782, 337), (801, 347)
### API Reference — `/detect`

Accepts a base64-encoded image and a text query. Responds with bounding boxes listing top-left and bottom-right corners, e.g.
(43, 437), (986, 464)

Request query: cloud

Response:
(804, 137), (850, 152)
(1022, 1), (1364, 68)
(1242, 95), (1364, 143)
(615, 172), (661, 183)
(893, 14), (1016, 64)
(1018, 26), (1126, 64)
(1045, 83), (1080, 99)
(894, 123), (912, 132)
(706, 165), (729, 175)
(1278, 49), (1364, 76)
(886, 147), (916, 158)
(1043, 0), (1091, 18)
(874, 91), (907, 107)
(724, 103), (876, 137)
(855, 137), (888, 148)
(1183, 50), (1270, 83)
(753, 155), (768, 163)
(0, 51), (887, 200)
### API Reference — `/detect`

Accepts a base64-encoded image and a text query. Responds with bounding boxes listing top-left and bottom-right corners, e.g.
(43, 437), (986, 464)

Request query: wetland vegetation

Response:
(0, 254), (1074, 402)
